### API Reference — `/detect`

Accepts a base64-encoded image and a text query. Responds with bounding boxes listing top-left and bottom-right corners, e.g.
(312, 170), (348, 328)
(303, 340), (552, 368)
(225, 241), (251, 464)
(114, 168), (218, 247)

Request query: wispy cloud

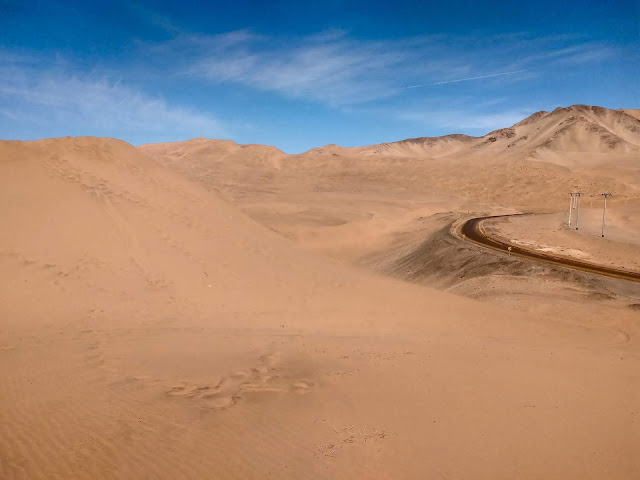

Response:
(0, 51), (224, 141)
(143, 30), (616, 108)
(149, 31), (471, 106)
(395, 106), (535, 133)
(406, 70), (529, 88)
(125, 1), (182, 35)
(0, 23), (622, 147)
(510, 43), (617, 68)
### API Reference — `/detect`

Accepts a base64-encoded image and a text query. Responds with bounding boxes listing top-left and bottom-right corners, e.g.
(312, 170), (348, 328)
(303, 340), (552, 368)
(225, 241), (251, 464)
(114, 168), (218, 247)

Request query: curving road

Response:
(458, 214), (640, 283)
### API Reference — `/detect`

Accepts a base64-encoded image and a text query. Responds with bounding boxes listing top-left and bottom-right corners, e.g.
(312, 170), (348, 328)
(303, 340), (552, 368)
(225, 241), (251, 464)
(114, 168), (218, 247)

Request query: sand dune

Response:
(2, 112), (640, 478)
(140, 105), (640, 265)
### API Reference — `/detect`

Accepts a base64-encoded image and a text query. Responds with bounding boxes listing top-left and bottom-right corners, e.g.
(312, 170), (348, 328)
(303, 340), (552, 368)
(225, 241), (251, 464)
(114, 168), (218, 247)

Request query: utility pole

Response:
(575, 192), (582, 230)
(601, 193), (612, 237)
(568, 192), (574, 227)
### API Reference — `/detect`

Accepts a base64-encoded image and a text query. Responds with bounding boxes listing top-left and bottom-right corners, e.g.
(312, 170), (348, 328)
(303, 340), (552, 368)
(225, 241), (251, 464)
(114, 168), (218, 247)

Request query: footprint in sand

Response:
(168, 383), (201, 397)
(293, 380), (313, 394)
(166, 351), (315, 408)
(202, 391), (237, 409)
(230, 370), (250, 380)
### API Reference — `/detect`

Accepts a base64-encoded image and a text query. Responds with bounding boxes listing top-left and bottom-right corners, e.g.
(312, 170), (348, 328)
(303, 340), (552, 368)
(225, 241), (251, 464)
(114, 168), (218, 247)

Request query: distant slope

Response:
(620, 108), (640, 122)
(139, 137), (287, 171)
(140, 105), (640, 213)
(472, 105), (640, 163)
(0, 136), (375, 323)
(140, 105), (640, 170)
(360, 105), (640, 162)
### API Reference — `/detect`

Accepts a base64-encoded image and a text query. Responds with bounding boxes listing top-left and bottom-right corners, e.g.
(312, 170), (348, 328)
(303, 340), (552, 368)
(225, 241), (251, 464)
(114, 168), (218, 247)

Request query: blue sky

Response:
(0, 0), (638, 153)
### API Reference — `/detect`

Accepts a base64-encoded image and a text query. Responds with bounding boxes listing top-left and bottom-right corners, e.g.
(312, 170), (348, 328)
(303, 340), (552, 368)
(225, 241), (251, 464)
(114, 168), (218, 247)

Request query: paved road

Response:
(459, 214), (640, 283)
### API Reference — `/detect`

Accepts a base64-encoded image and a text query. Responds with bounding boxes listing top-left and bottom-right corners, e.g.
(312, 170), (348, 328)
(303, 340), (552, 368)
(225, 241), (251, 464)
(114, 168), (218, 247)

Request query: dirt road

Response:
(459, 215), (640, 283)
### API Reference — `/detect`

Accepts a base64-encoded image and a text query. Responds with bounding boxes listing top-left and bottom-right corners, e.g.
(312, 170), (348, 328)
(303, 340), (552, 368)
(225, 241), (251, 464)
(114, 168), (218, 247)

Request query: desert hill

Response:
(142, 106), (640, 210)
(2, 125), (640, 476)
(139, 105), (640, 264)
(1, 136), (432, 328)
(140, 137), (287, 170)
(361, 105), (640, 159)
(622, 109), (640, 121)
(283, 105), (640, 162)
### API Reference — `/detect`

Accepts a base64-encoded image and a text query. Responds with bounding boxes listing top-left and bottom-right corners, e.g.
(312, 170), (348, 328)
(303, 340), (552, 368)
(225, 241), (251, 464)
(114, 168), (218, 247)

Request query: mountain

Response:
(140, 105), (640, 215)
(357, 105), (640, 164)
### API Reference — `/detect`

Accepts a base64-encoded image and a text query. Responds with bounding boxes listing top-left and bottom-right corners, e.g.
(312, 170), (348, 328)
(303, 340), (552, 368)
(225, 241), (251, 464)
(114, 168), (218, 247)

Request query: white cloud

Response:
(157, 31), (471, 106)
(396, 108), (534, 133)
(125, 2), (182, 34)
(510, 43), (616, 68)
(0, 29), (619, 144)
(0, 52), (224, 141)
(144, 30), (615, 109)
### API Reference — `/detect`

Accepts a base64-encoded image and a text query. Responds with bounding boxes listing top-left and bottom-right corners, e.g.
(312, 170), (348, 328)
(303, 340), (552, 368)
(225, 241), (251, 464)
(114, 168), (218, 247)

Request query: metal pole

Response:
(601, 193), (611, 237)
(575, 193), (581, 230)
(602, 195), (606, 237)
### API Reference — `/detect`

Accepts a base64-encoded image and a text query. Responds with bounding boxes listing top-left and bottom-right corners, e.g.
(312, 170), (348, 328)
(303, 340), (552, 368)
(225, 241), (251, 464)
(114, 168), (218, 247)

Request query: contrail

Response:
(405, 69), (528, 88)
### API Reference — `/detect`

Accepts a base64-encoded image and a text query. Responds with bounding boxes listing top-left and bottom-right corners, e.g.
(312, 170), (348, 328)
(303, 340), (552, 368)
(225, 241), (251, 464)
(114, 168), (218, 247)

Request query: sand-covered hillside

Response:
(141, 106), (640, 232)
(2, 119), (639, 478)
(139, 105), (640, 290)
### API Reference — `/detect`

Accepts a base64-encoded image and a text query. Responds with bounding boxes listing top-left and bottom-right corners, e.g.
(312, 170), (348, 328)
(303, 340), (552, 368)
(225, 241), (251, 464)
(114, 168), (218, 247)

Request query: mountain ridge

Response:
(138, 104), (640, 212)
(138, 105), (640, 161)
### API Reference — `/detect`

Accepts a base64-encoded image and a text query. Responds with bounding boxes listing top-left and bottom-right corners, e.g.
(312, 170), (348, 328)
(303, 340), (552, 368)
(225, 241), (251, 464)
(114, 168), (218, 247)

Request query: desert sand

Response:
(2, 105), (639, 479)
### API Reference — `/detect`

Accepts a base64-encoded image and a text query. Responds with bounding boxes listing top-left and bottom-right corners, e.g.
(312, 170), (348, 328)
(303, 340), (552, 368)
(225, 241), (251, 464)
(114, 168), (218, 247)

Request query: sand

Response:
(2, 105), (640, 479)
(141, 105), (640, 314)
